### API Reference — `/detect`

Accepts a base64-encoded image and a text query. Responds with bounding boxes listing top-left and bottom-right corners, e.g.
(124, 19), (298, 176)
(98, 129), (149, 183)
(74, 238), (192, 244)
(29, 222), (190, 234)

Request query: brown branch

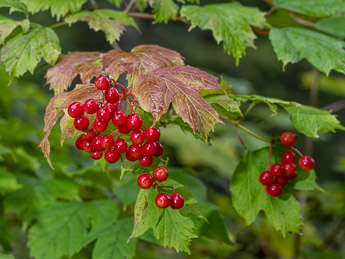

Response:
(124, 0), (135, 14)
(290, 13), (315, 27)
(127, 12), (189, 23)
(323, 99), (345, 112)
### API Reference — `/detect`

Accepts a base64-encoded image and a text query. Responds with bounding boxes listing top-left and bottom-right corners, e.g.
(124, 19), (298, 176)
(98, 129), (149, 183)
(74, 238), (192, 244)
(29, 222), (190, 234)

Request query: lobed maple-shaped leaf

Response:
(64, 9), (137, 44)
(269, 27), (345, 76)
(0, 0), (28, 14)
(20, 0), (87, 20)
(315, 16), (345, 39)
(0, 24), (61, 80)
(45, 52), (103, 94)
(0, 16), (29, 44)
(180, 2), (267, 65)
(38, 84), (102, 168)
(133, 65), (223, 140)
(102, 44), (184, 83)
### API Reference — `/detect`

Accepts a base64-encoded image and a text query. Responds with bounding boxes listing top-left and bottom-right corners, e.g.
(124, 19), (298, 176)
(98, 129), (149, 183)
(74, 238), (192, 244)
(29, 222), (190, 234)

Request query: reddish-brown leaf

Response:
(38, 84), (102, 168)
(133, 65), (224, 140)
(45, 52), (103, 94)
(102, 45), (184, 82)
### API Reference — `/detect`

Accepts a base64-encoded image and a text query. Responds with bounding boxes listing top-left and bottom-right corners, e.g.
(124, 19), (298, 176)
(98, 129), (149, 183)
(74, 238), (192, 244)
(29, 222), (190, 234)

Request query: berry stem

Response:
(237, 102), (256, 123)
(291, 146), (304, 157)
(50, 22), (67, 29)
(266, 143), (273, 171)
(156, 185), (175, 193)
(159, 156), (169, 168)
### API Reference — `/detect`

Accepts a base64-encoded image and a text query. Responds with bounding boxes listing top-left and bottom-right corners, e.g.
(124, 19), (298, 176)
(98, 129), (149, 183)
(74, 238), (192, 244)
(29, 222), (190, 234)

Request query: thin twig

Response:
(265, 6), (276, 17)
(266, 143), (273, 170)
(50, 22), (67, 29)
(234, 127), (247, 150)
(323, 99), (345, 112)
(88, 0), (99, 10)
(127, 12), (189, 23)
(124, 0), (135, 14)
(290, 13), (315, 27)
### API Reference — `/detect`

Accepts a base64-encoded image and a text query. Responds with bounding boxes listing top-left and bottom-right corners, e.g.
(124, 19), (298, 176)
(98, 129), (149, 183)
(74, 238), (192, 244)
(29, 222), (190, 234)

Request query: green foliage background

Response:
(0, 0), (345, 258)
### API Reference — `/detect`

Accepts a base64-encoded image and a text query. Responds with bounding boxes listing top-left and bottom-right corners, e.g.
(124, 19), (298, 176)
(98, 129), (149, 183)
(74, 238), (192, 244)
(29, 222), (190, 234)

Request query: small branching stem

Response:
(50, 22), (67, 29)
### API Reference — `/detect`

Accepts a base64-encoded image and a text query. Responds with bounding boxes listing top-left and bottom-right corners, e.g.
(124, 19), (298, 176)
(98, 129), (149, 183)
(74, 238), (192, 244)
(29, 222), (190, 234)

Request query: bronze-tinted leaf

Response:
(45, 52), (103, 94)
(133, 65), (223, 140)
(102, 44), (184, 82)
(38, 84), (102, 168)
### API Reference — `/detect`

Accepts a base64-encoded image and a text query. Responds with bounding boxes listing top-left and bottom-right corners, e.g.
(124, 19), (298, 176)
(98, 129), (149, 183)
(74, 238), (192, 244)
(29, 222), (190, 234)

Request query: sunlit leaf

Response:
(0, 16), (29, 44)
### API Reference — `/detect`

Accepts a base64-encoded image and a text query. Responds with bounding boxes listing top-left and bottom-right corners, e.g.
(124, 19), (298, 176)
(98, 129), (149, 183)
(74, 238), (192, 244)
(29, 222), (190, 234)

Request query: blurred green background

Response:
(1, 0), (345, 258)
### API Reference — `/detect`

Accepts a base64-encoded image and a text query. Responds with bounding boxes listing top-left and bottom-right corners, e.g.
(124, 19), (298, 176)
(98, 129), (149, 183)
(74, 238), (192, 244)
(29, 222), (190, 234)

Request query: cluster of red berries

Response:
(137, 167), (184, 210)
(260, 131), (315, 197)
(68, 76), (163, 166)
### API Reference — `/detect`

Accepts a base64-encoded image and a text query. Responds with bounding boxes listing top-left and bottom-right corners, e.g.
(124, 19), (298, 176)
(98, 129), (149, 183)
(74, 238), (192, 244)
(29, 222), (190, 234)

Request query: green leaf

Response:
(315, 16), (345, 38)
(0, 168), (22, 194)
(293, 168), (323, 192)
(120, 158), (160, 180)
(65, 9), (137, 44)
(180, 2), (267, 65)
(0, 16), (29, 44)
(274, 0), (345, 18)
(28, 201), (119, 259)
(20, 0), (87, 20)
(0, 24), (61, 80)
(0, 254), (15, 259)
(130, 188), (198, 254)
(87, 219), (137, 259)
(106, 0), (123, 7)
(0, 218), (13, 252)
(269, 27), (345, 75)
(204, 94), (242, 120)
(283, 105), (345, 138)
(152, 0), (179, 23)
(230, 148), (303, 236)
(0, 0), (28, 14)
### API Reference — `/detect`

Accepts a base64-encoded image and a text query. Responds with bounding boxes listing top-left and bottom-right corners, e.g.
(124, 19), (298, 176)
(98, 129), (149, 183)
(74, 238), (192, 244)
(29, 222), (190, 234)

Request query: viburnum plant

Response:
(0, 0), (344, 258)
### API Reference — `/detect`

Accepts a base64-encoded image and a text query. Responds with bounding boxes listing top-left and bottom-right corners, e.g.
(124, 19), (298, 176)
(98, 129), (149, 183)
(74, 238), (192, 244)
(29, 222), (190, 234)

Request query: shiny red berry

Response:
(288, 170), (298, 180)
(95, 76), (110, 90)
(127, 144), (142, 159)
(139, 155), (153, 167)
(105, 102), (118, 112)
(259, 171), (273, 186)
(93, 118), (108, 132)
(266, 183), (282, 197)
(126, 114), (142, 130)
(282, 150), (295, 164)
(83, 99), (99, 114)
(280, 132), (296, 147)
(97, 106), (113, 122)
(68, 102), (84, 118)
(137, 174), (153, 189)
(125, 152), (137, 162)
(92, 136), (104, 151)
(112, 110), (127, 127)
(270, 163), (283, 177)
(74, 115), (89, 131)
(130, 130), (145, 144)
(105, 87), (119, 103)
(101, 135), (114, 149)
(82, 129), (97, 141)
(153, 143), (164, 157)
(299, 155), (315, 171)
(75, 136), (84, 150)
(275, 177), (288, 186)
(170, 193), (184, 209)
(104, 149), (120, 163)
(82, 140), (94, 152)
(153, 166), (169, 182)
(142, 142), (157, 156)
(90, 151), (102, 160)
(118, 125), (131, 134)
(283, 163), (297, 179)
(114, 138), (128, 154)
(145, 127), (160, 142)
(155, 193), (171, 208)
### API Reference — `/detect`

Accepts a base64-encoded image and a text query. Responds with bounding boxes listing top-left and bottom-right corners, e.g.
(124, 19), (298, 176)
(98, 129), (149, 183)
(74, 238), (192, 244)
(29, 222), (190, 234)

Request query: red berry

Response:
(75, 136), (84, 150)
(266, 183), (282, 197)
(92, 136), (104, 151)
(288, 170), (298, 180)
(125, 152), (137, 162)
(83, 99), (99, 114)
(95, 76), (110, 90)
(170, 193), (184, 209)
(270, 163), (283, 177)
(105, 87), (120, 103)
(127, 144), (142, 159)
(299, 155), (315, 171)
(275, 177), (288, 186)
(283, 163), (296, 179)
(145, 127), (160, 142)
(118, 125), (131, 134)
(126, 114), (142, 130)
(153, 143), (164, 157)
(101, 135), (114, 149)
(82, 129), (97, 141)
(137, 174), (153, 189)
(259, 171), (273, 186)
(74, 115), (89, 131)
(105, 102), (118, 112)
(68, 102), (84, 118)
(139, 155), (153, 167)
(112, 110), (127, 127)
(282, 150), (295, 164)
(114, 138), (128, 154)
(82, 140), (94, 152)
(142, 142), (157, 156)
(153, 166), (169, 182)
(90, 151), (102, 160)
(104, 149), (120, 163)
(280, 132), (296, 147)
(130, 130), (145, 144)
(93, 118), (108, 132)
(97, 106), (113, 122)
(155, 193), (171, 208)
